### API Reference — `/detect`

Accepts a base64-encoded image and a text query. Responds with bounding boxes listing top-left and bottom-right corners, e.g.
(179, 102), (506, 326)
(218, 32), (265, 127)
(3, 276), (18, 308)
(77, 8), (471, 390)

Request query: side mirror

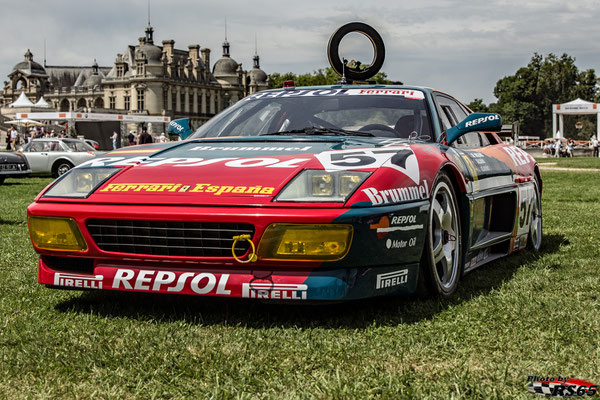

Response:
(441, 113), (502, 145)
(168, 118), (194, 140)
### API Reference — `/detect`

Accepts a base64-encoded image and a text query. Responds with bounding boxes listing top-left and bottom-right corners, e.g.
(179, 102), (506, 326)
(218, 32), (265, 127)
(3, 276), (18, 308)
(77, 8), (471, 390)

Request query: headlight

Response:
(257, 224), (353, 261)
(42, 167), (122, 198)
(276, 170), (370, 202)
(28, 216), (88, 252)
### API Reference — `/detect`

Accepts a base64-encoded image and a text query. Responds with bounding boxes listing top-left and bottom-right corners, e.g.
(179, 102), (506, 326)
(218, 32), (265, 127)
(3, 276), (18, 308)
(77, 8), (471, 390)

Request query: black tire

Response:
(52, 160), (74, 178)
(327, 22), (385, 81)
(418, 172), (462, 296)
(527, 178), (543, 252)
(0, 176), (5, 185)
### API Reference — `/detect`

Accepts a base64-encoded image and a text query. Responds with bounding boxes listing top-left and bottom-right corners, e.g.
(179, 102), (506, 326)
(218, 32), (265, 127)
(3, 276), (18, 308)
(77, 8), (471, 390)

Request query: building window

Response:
(109, 96), (116, 109)
(136, 61), (145, 76)
(172, 91), (177, 111)
(198, 94), (203, 113)
(189, 92), (194, 112)
(124, 96), (130, 110)
(180, 91), (186, 110)
(137, 89), (145, 110)
(117, 66), (123, 78)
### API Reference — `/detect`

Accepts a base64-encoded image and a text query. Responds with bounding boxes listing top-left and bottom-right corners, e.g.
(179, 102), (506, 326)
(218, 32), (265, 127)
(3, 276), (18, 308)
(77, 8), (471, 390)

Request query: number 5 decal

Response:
(316, 146), (420, 184)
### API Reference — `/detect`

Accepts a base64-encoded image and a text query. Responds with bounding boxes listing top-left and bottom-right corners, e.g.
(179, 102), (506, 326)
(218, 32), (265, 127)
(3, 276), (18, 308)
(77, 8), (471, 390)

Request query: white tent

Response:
(8, 92), (35, 108)
(34, 96), (50, 108)
(552, 98), (599, 139)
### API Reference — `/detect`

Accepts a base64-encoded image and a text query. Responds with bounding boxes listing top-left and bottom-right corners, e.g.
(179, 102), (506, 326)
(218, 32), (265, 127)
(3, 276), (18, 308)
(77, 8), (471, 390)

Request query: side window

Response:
(49, 141), (61, 152)
(434, 93), (481, 148)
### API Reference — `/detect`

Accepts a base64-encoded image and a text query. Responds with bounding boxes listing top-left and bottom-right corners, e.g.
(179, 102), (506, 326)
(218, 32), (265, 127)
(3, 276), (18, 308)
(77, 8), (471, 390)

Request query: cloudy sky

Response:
(2, 0), (599, 104)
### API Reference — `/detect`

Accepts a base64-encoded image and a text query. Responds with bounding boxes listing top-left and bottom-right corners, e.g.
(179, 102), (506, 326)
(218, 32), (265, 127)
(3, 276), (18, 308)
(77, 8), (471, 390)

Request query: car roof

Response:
(260, 84), (435, 93)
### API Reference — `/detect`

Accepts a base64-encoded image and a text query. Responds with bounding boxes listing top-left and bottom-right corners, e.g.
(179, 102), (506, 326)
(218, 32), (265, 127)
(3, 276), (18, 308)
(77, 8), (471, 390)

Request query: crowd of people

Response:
(120, 128), (170, 149)
(4, 125), (68, 150)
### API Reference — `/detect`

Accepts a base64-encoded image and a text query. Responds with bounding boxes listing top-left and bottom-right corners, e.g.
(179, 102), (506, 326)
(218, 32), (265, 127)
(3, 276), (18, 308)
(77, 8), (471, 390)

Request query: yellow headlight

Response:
(311, 173), (334, 196)
(28, 216), (88, 252)
(258, 224), (352, 261)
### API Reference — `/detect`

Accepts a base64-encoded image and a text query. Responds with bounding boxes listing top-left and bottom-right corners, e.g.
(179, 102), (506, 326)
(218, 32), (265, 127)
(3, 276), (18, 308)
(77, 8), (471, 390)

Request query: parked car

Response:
(19, 138), (98, 178)
(84, 139), (100, 150)
(27, 84), (542, 301)
(0, 151), (31, 184)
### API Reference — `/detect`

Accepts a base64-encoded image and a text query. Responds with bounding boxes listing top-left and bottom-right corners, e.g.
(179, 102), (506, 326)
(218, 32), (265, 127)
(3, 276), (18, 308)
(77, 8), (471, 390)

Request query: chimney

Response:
(201, 48), (210, 74)
(162, 40), (175, 59)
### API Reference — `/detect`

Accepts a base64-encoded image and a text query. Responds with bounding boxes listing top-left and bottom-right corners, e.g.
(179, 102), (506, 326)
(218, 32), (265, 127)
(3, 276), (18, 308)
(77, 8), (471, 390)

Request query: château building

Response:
(1, 24), (269, 129)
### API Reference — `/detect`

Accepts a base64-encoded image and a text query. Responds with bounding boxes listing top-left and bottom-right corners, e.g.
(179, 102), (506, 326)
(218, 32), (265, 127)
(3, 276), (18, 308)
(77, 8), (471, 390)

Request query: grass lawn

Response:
(1, 158), (599, 399)
(536, 156), (600, 169)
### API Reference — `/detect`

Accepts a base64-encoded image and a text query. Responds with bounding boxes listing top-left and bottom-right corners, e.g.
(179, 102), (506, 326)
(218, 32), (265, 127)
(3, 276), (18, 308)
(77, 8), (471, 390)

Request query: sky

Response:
(2, 0), (600, 104)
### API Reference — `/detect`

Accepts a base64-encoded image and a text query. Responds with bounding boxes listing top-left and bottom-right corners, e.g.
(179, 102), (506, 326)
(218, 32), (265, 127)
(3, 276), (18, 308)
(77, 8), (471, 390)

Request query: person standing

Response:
(110, 131), (119, 150)
(138, 127), (153, 145)
(554, 139), (561, 158)
(127, 131), (135, 146)
(593, 136), (599, 158)
(9, 126), (18, 150)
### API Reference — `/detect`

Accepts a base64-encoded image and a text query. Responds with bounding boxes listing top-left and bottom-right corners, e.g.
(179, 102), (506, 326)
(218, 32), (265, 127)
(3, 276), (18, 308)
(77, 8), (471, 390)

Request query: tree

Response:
(491, 53), (599, 138)
(269, 67), (396, 89)
(466, 98), (489, 113)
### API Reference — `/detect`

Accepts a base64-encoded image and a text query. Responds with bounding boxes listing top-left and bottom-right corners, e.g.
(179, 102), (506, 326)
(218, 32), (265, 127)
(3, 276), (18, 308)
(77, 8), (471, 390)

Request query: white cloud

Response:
(1, 0), (599, 103)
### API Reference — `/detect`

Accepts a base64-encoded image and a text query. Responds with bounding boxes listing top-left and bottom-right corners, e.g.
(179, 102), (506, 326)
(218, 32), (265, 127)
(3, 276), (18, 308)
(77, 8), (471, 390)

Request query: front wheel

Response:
(419, 172), (462, 296)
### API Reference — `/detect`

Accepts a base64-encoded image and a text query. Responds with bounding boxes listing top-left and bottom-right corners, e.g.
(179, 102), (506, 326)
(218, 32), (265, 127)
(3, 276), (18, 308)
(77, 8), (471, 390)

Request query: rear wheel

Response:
(527, 179), (543, 251)
(419, 172), (462, 296)
(0, 176), (5, 185)
(52, 161), (73, 178)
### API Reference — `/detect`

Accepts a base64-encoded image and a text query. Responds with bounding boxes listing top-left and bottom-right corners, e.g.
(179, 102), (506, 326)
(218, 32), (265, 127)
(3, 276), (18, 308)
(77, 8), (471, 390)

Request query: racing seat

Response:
(394, 115), (415, 138)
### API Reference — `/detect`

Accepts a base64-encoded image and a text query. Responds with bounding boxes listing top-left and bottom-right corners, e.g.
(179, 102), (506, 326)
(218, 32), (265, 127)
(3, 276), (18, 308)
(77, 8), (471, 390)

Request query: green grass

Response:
(1, 171), (600, 399)
(535, 156), (600, 169)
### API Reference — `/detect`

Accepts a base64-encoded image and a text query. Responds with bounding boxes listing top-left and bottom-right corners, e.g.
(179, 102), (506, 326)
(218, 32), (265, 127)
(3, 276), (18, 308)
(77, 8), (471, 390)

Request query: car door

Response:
(24, 141), (52, 174)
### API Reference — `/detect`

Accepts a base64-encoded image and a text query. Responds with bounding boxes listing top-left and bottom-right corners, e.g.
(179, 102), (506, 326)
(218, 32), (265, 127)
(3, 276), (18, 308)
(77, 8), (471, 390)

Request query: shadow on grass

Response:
(54, 234), (568, 329)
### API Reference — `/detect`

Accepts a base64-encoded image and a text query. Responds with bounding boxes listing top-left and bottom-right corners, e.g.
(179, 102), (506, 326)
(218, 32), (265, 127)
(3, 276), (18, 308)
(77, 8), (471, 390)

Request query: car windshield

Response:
(63, 140), (95, 152)
(190, 88), (433, 140)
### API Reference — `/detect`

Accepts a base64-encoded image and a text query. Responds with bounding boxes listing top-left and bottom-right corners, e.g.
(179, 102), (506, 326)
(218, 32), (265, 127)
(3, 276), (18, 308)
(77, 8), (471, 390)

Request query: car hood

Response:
(46, 137), (425, 206)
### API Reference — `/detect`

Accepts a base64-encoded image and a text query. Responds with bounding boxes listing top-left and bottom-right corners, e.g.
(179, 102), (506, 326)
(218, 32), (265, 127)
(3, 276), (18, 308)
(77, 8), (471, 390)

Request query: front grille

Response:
(86, 219), (255, 257)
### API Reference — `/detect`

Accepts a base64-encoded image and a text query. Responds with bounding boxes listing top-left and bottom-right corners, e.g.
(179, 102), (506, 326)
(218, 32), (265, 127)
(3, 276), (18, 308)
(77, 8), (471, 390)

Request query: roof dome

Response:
(213, 40), (239, 77)
(13, 49), (46, 75)
(82, 60), (103, 87)
(249, 54), (267, 84)
(140, 43), (163, 64)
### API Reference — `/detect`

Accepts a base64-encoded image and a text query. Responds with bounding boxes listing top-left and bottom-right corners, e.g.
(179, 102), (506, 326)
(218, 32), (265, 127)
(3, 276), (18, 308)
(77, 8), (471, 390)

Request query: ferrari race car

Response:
(27, 85), (542, 301)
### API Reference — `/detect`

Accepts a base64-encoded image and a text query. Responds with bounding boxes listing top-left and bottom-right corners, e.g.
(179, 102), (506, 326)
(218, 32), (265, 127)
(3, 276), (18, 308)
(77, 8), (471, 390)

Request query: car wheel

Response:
(527, 179), (543, 252)
(0, 176), (5, 185)
(53, 161), (74, 178)
(419, 172), (462, 296)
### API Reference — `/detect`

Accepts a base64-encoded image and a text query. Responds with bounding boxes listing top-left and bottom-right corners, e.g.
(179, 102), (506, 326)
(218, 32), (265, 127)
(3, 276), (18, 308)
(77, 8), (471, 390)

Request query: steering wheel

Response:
(358, 124), (400, 136)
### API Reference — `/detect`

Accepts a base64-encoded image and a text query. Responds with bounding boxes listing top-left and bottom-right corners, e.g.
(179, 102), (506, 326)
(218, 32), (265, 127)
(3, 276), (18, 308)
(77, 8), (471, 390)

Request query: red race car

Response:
(27, 85), (542, 301)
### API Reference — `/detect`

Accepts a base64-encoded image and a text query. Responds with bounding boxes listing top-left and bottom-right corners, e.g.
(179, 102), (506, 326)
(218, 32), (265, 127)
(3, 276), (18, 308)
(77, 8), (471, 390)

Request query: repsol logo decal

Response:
(464, 114), (500, 127)
(362, 181), (429, 205)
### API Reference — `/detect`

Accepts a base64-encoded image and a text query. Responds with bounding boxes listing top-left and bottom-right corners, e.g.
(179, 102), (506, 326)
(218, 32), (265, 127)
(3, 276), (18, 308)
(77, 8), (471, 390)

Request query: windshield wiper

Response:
(263, 127), (374, 137)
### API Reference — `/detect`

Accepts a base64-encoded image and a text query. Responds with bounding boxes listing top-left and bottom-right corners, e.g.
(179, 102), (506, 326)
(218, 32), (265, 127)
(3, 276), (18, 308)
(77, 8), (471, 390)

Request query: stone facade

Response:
(1, 24), (269, 129)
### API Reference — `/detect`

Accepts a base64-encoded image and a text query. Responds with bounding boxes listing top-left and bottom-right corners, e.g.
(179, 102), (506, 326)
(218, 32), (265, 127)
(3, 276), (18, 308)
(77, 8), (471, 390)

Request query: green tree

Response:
(466, 98), (490, 112)
(492, 53), (599, 138)
(269, 67), (396, 88)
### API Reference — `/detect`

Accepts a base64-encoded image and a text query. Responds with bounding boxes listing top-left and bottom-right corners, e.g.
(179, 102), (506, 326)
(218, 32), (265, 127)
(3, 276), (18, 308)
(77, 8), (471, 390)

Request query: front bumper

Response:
(30, 200), (429, 300)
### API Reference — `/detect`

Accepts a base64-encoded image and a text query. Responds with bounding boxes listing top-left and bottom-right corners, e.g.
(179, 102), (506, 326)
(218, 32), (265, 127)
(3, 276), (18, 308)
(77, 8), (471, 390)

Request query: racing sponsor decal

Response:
(99, 183), (275, 195)
(54, 272), (103, 289)
(80, 156), (310, 169)
(503, 146), (534, 167)
(375, 269), (408, 289)
(316, 145), (420, 184)
(245, 88), (425, 101)
(369, 215), (422, 239)
(526, 376), (597, 397)
(464, 114), (500, 127)
(112, 269), (232, 295)
(241, 282), (307, 300)
(386, 236), (417, 249)
(189, 145), (313, 152)
(362, 180), (429, 205)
